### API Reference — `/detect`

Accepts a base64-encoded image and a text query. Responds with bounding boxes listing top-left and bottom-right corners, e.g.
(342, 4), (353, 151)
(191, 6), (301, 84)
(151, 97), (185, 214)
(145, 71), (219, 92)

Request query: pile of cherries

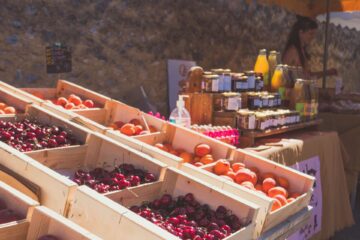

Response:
(0, 119), (78, 152)
(72, 163), (157, 193)
(130, 193), (243, 240)
(0, 198), (22, 224)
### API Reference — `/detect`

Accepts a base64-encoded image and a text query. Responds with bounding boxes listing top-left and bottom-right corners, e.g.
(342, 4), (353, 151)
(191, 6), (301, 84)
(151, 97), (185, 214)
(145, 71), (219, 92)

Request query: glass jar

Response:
(261, 94), (269, 108)
(232, 73), (246, 92)
(213, 94), (223, 112)
(238, 110), (255, 130)
(223, 69), (232, 92)
(222, 92), (240, 111)
(255, 73), (264, 91)
(212, 69), (224, 93)
(245, 71), (256, 91)
(256, 113), (267, 130)
(268, 95), (275, 108)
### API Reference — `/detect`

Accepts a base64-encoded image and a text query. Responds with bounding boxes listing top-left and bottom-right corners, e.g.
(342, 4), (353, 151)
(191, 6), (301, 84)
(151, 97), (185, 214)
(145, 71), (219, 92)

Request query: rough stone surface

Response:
(0, 0), (359, 114)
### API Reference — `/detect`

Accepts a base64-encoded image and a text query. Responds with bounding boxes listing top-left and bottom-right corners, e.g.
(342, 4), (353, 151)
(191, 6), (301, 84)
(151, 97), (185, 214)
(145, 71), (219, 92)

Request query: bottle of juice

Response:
(268, 50), (278, 81)
(254, 49), (270, 91)
(271, 65), (283, 92)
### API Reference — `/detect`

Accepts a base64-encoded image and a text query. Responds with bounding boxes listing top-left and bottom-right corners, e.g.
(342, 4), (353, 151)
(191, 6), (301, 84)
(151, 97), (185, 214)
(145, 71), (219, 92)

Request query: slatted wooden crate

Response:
(110, 122), (236, 168)
(69, 167), (260, 240)
(26, 131), (167, 201)
(68, 186), (176, 240)
(179, 149), (314, 235)
(27, 206), (102, 240)
(0, 181), (39, 240)
(0, 105), (94, 215)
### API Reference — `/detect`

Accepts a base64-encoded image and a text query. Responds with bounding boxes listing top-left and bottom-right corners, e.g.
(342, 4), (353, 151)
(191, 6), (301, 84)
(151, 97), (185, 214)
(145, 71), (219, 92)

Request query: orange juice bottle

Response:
(271, 65), (283, 92)
(254, 49), (270, 90)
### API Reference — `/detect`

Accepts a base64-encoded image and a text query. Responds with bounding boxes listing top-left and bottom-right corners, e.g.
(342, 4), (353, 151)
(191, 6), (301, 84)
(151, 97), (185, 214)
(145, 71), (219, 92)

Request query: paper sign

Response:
(287, 156), (322, 240)
(167, 59), (196, 111)
(46, 42), (72, 74)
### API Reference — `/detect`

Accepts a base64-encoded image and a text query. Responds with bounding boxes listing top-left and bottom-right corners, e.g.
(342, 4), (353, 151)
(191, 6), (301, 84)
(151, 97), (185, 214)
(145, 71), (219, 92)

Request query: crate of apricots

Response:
(0, 86), (33, 115)
(179, 148), (314, 234)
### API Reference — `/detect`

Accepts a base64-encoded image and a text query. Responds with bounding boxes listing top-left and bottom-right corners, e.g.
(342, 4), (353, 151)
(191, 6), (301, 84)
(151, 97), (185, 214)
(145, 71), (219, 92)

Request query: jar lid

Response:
(245, 70), (255, 75)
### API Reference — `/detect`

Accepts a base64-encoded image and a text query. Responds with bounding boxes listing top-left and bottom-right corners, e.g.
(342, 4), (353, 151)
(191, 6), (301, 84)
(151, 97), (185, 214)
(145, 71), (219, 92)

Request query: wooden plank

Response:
(259, 206), (312, 240)
(0, 88), (32, 114)
(27, 206), (102, 240)
(184, 93), (214, 125)
(73, 108), (107, 125)
(0, 221), (30, 240)
(241, 119), (323, 138)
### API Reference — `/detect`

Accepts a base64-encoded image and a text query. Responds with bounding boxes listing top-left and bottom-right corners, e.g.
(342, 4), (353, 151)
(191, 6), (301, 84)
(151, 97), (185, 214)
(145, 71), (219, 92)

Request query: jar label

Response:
(269, 99), (274, 107)
(226, 98), (239, 111)
(218, 75), (224, 92)
(248, 76), (255, 89)
(212, 79), (219, 92)
(224, 76), (232, 91)
(248, 115), (255, 129)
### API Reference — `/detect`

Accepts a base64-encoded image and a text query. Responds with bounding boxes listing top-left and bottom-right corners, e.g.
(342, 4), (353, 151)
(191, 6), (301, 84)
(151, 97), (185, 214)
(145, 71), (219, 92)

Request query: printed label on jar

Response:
(218, 76), (224, 92)
(212, 79), (219, 92)
(248, 115), (255, 130)
(248, 76), (255, 89)
(260, 121), (266, 130)
(226, 98), (239, 111)
(268, 99), (274, 107)
(224, 76), (232, 91)
(263, 98), (269, 107)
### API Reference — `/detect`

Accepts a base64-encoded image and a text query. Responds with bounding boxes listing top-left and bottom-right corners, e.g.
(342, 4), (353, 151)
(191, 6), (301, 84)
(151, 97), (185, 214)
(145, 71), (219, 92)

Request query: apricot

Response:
(290, 192), (301, 199)
(262, 178), (277, 193)
(155, 143), (169, 152)
(134, 125), (143, 135)
(271, 199), (282, 212)
(194, 143), (211, 157)
(4, 107), (16, 114)
(241, 181), (255, 190)
(56, 97), (68, 106)
(194, 162), (204, 167)
(268, 187), (288, 198)
(68, 95), (82, 106)
(0, 103), (7, 110)
(148, 125), (157, 133)
(120, 123), (136, 136)
(179, 152), (194, 163)
(65, 102), (75, 110)
(200, 154), (214, 165)
(277, 176), (290, 190)
(225, 171), (236, 180)
(287, 198), (296, 204)
(193, 157), (200, 163)
(213, 159), (231, 175)
(235, 169), (255, 185)
(232, 162), (245, 172)
(130, 119), (141, 126)
(78, 104), (87, 109)
(83, 99), (94, 108)
(273, 194), (287, 206)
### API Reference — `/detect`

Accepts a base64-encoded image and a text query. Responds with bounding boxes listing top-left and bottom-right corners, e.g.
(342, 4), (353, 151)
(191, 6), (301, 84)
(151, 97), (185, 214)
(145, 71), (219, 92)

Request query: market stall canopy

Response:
(251, 0), (360, 17)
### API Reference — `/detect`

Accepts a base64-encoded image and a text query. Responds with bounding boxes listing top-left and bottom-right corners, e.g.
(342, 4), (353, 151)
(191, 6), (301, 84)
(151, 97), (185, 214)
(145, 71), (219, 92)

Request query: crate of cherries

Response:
(71, 163), (157, 194)
(0, 119), (80, 152)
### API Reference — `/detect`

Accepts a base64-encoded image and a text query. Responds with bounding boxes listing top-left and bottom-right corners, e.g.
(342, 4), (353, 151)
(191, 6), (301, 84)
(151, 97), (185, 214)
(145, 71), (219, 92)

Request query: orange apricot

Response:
(65, 102), (75, 110)
(261, 172), (277, 181)
(0, 103), (6, 110)
(200, 154), (214, 165)
(3, 107), (16, 114)
(241, 181), (255, 190)
(56, 97), (68, 106)
(83, 99), (94, 108)
(277, 176), (290, 190)
(271, 199), (282, 212)
(179, 152), (194, 163)
(235, 169), (254, 185)
(68, 95), (82, 106)
(213, 159), (231, 175)
(255, 184), (263, 191)
(225, 171), (236, 180)
(232, 162), (245, 172)
(193, 157), (201, 163)
(262, 178), (277, 193)
(194, 162), (204, 167)
(120, 123), (136, 136)
(268, 187), (288, 198)
(194, 143), (211, 157)
(273, 194), (287, 206)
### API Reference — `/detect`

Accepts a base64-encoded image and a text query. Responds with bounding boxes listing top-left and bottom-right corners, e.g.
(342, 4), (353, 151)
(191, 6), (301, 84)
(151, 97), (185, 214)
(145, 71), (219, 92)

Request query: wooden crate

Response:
(26, 131), (167, 200)
(71, 99), (166, 136)
(122, 122), (236, 168)
(179, 148), (314, 235)
(69, 167), (259, 240)
(0, 105), (95, 215)
(68, 186), (176, 240)
(27, 206), (102, 240)
(0, 181), (39, 240)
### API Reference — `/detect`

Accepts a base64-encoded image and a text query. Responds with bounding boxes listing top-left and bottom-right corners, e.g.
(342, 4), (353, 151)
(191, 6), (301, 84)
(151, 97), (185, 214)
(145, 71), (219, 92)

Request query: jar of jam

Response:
(212, 69), (224, 92)
(234, 75), (248, 92)
(223, 69), (232, 92)
(245, 71), (256, 91)
(237, 110), (255, 130)
(268, 95), (275, 108)
(256, 113), (267, 130)
(255, 73), (264, 91)
(213, 94), (223, 112)
(209, 74), (220, 93)
(222, 92), (240, 111)
(262, 95), (269, 108)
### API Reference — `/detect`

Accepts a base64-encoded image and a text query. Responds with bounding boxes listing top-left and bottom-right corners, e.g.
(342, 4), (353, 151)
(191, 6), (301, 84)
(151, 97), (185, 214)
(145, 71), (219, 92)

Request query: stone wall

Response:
(0, 0), (359, 114)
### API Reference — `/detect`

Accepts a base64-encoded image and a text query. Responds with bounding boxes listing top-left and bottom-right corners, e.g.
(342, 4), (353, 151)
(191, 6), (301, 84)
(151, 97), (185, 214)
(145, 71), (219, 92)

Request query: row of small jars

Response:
(247, 92), (281, 110)
(237, 109), (301, 130)
(202, 70), (264, 93)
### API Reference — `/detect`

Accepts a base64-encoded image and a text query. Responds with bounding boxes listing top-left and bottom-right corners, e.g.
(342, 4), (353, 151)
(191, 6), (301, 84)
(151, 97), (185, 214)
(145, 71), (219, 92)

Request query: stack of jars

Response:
(191, 125), (239, 146)
(247, 92), (281, 110)
(237, 109), (301, 131)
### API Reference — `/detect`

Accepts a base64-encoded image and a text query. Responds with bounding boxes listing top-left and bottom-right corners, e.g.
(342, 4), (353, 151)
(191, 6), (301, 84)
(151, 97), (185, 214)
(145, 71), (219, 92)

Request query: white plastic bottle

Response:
(169, 95), (191, 128)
